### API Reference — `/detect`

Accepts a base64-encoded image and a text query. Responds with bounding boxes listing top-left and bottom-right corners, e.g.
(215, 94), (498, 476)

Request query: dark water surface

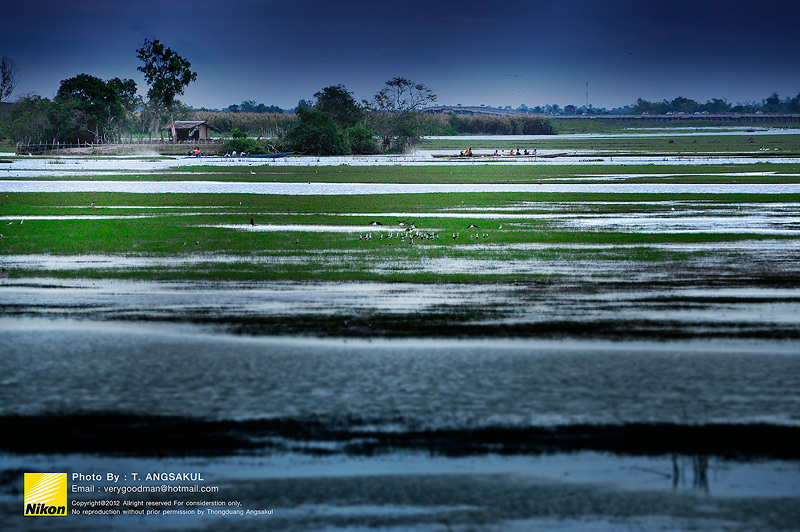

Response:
(2, 319), (798, 428)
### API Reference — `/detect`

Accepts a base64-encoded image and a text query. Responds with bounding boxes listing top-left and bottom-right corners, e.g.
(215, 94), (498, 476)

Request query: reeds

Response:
(189, 110), (297, 137)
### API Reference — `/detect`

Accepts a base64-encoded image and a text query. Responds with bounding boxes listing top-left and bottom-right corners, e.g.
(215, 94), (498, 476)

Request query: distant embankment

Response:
(555, 113), (800, 123)
(425, 106), (800, 123)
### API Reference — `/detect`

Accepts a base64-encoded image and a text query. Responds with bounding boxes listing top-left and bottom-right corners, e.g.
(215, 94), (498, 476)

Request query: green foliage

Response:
(282, 107), (346, 155)
(285, 84), (377, 154)
(223, 137), (267, 155)
(763, 93), (784, 113)
(634, 95), (733, 115)
(344, 125), (378, 154)
(314, 85), (363, 130)
(136, 38), (196, 110)
(296, 99), (313, 112)
(226, 101), (283, 113)
(2, 95), (55, 144)
(230, 128), (248, 139)
(55, 74), (137, 143)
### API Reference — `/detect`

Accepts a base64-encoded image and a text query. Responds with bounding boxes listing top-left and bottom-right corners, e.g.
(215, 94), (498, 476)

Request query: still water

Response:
(2, 316), (798, 428)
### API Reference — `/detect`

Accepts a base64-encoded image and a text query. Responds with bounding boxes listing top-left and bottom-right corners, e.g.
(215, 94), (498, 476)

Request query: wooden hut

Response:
(163, 121), (218, 141)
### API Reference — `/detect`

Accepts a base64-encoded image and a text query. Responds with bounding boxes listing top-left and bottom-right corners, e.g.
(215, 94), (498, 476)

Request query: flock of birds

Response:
(358, 221), (493, 244)
(0, 213), (498, 247)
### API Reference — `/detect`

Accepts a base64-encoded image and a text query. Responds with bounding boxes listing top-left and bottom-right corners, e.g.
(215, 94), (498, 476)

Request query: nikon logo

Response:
(24, 473), (67, 517)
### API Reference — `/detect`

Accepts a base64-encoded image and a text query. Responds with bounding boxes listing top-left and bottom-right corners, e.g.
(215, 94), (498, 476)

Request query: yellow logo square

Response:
(24, 473), (67, 517)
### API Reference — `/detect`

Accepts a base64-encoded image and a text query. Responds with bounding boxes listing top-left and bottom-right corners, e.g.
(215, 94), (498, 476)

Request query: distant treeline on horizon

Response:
(4, 89), (798, 147)
(203, 91), (800, 117)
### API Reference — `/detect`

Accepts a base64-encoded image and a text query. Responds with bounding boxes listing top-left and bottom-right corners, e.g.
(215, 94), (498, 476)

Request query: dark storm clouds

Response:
(1, 0), (798, 109)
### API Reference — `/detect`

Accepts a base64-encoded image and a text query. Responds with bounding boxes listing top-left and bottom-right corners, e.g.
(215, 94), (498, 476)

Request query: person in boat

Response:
(194, 148), (201, 157)
(466, 147), (473, 157)
(493, 150), (499, 156)
(524, 149), (529, 155)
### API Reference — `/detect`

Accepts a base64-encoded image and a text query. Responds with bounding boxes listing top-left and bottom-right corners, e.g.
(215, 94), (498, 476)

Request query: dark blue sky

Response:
(2, 0), (799, 109)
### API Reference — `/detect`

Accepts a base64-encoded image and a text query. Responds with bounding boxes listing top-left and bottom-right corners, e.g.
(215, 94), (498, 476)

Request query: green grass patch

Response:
(3, 153), (800, 282)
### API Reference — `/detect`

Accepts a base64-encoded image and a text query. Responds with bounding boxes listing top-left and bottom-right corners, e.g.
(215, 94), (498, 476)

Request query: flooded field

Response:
(4, 179), (800, 195)
(1, 134), (800, 531)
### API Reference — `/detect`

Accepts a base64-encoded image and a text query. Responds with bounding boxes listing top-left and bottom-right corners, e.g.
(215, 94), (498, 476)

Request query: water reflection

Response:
(670, 454), (709, 493)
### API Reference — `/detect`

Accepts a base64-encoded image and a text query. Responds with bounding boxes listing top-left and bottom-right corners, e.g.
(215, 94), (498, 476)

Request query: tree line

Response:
(1, 39), (195, 145)
(507, 92), (800, 116)
(222, 101), (284, 114)
(0, 42), (448, 154)
(1, 40), (556, 154)
(630, 93), (800, 115)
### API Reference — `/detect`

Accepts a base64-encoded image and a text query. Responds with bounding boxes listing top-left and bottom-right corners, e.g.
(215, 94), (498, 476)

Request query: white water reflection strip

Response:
(3, 181), (800, 195)
(203, 224), (406, 233)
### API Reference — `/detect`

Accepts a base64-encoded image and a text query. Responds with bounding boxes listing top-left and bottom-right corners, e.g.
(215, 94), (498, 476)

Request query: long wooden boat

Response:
(182, 153), (290, 159)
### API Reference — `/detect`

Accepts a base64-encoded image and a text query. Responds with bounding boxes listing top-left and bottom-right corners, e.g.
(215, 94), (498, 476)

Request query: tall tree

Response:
(763, 92), (784, 113)
(364, 77), (436, 151)
(283, 106), (346, 156)
(55, 74), (137, 143)
(136, 38), (196, 133)
(296, 99), (313, 112)
(314, 85), (363, 130)
(0, 56), (20, 102)
(239, 100), (259, 113)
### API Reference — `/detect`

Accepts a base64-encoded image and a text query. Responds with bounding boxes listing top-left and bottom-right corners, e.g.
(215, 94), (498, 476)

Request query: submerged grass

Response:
(2, 153), (800, 282)
(4, 190), (800, 213)
(7, 161), (800, 183)
(0, 211), (793, 258)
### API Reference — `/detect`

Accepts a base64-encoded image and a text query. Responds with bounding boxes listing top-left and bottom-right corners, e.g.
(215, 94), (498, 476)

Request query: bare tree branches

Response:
(363, 77), (436, 152)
